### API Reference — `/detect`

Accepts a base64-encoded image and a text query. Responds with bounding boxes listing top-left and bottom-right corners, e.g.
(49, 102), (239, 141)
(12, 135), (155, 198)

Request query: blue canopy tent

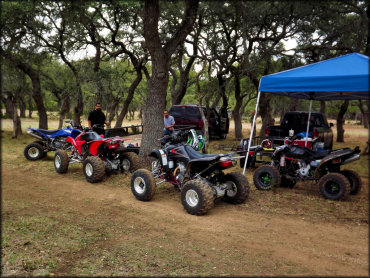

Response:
(243, 53), (370, 174)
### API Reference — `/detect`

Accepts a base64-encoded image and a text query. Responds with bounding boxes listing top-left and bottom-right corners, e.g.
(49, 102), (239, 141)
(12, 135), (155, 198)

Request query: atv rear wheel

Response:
(24, 142), (45, 161)
(83, 156), (105, 183)
(318, 173), (350, 201)
(253, 165), (281, 190)
(280, 176), (296, 188)
(222, 172), (250, 204)
(130, 169), (156, 201)
(121, 152), (139, 173)
(54, 150), (69, 173)
(340, 169), (362, 195)
(181, 180), (214, 215)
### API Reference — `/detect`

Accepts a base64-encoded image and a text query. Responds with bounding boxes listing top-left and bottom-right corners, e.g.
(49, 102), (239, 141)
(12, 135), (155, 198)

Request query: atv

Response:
(24, 120), (82, 161)
(130, 130), (250, 215)
(253, 135), (362, 201)
(54, 126), (139, 183)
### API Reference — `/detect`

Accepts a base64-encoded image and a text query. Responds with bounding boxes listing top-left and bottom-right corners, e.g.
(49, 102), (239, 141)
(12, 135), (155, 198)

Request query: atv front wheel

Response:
(24, 142), (45, 161)
(222, 172), (250, 204)
(181, 180), (214, 215)
(121, 152), (139, 173)
(318, 173), (350, 201)
(340, 169), (362, 195)
(83, 156), (105, 183)
(253, 165), (281, 190)
(54, 150), (69, 173)
(130, 169), (156, 201)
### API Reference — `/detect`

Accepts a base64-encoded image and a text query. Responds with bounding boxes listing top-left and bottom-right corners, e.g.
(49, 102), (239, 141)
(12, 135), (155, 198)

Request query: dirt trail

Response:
(2, 166), (368, 276)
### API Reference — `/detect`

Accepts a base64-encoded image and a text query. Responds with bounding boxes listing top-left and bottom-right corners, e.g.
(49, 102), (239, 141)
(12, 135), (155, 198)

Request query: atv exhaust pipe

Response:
(27, 129), (43, 140)
(342, 154), (360, 165)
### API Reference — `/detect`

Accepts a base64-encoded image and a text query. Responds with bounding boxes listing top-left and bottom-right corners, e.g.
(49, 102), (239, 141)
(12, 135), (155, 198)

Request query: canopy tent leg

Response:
(243, 91), (261, 175)
(305, 100), (313, 147)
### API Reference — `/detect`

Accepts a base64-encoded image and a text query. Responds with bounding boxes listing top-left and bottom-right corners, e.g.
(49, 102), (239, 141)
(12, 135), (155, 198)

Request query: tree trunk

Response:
(19, 96), (26, 118)
(28, 94), (33, 118)
(11, 99), (22, 138)
(1, 96), (13, 118)
(320, 101), (326, 115)
(2, 92), (22, 138)
(31, 74), (48, 129)
(359, 100), (369, 128)
(211, 93), (221, 109)
(217, 74), (228, 109)
(365, 1), (370, 57)
(58, 96), (70, 129)
(115, 70), (143, 127)
(232, 75), (243, 140)
(259, 93), (274, 137)
(72, 77), (84, 126)
(336, 100), (349, 142)
(4, 53), (47, 128)
(96, 76), (104, 104)
(139, 0), (198, 165)
(140, 58), (169, 164)
(106, 97), (120, 123)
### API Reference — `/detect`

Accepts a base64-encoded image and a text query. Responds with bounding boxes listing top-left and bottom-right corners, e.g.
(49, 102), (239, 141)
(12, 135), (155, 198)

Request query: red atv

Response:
(53, 127), (139, 183)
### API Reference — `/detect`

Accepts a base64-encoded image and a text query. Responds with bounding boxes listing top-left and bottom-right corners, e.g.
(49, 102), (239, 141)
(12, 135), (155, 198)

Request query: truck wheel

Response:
(83, 156), (105, 183)
(54, 150), (69, 173)
(340, 169), (362, 195)
(24, 142), (45, 161)
(121, 152), (139, 173)
(222, 172), (250, 204)
(318, 173), (350, 201)
(130, 169), (156, 201)
(181, 179), (214, 215)
(253, 165), (281, 190)
(280, 176), (296, 188)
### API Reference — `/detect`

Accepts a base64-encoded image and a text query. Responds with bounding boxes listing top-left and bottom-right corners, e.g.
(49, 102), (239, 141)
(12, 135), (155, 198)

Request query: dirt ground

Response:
(1, 118), (369, 276)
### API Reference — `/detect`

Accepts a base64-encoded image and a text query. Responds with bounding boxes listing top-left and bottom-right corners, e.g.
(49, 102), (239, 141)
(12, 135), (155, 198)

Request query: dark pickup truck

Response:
(264, 111), (334, 150)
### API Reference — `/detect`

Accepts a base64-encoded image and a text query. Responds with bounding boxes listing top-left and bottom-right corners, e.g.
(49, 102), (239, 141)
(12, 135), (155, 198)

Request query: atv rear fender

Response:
(314, 146), (360, 179)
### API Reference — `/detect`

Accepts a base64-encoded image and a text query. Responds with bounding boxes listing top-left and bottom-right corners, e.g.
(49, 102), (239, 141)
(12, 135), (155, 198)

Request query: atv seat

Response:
(189, 155), (221, 163)
(184, 145), (220, 163)
(38, 129), (61, 135)
(312, 150), (329, 159)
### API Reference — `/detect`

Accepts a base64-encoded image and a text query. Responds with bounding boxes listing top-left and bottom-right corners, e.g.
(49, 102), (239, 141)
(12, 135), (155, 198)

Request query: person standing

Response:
(163, 110), (175, 136)
(88, 102), (110, 135)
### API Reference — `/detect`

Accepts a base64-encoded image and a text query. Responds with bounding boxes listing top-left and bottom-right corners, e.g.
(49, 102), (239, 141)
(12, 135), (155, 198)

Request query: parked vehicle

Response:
(253, 135), (362, 201)
(24, 120), (82, 161)
(169, 105), (229, 139)
(54, 126), (139, 183)
(264, 111), (334, 149)
(130, 131), (249, 215)
(238, 133), (325, 169)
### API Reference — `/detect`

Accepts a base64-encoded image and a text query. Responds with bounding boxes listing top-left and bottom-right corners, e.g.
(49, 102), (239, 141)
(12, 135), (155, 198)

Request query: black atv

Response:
(130, 131), (250, 215)
(253, 136), (362, 201)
